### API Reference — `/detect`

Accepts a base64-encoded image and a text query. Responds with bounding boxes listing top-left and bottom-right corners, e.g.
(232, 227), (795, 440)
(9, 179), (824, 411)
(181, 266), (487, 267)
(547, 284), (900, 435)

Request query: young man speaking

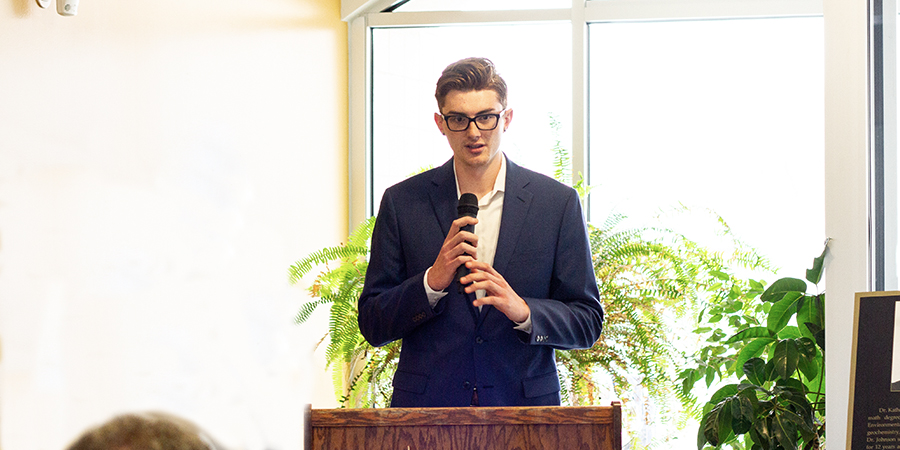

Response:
(358, 57), (604, 407)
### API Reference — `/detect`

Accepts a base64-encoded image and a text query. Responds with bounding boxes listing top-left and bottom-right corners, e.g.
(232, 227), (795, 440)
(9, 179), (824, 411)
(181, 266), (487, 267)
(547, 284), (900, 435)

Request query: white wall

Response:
(0, 0), (346, 448)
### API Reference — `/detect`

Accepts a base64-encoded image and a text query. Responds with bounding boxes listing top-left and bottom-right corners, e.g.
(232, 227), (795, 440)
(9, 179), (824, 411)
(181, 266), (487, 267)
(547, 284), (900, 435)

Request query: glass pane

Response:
(371, 23), (572, 213)
(588, 17), (825, 277)
(392, 0), (570, 12)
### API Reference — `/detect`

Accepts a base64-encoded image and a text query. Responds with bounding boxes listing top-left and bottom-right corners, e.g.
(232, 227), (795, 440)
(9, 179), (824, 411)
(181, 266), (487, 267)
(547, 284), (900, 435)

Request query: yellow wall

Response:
(0, 0), (346, 448)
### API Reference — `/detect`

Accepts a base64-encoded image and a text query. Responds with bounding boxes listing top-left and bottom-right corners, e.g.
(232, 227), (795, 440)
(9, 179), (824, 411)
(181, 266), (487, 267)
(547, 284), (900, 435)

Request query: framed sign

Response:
(848, 291), (900, 450)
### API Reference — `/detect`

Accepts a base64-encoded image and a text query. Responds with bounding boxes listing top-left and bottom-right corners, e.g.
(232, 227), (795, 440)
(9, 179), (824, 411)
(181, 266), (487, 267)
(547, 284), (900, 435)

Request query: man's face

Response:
(434, 89), (513, 171)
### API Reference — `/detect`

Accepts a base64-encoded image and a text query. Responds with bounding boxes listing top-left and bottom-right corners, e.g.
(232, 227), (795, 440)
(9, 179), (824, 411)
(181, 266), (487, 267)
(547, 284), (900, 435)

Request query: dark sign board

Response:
(849, 292), (900, 450)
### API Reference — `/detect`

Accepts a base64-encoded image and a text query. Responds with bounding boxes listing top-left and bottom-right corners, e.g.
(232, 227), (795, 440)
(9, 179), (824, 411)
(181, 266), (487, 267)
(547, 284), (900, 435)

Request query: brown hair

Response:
(435, 57), (508, 111)
(66, 413), (218, 450)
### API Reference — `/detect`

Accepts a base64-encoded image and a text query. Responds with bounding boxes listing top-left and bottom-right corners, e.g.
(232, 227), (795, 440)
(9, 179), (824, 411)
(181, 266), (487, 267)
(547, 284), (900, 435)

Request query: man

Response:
(358, 57), (604, 407)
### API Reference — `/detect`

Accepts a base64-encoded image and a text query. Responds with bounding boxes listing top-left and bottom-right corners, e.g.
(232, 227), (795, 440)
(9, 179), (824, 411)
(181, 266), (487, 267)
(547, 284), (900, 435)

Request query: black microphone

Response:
(456, 193), (479, 293)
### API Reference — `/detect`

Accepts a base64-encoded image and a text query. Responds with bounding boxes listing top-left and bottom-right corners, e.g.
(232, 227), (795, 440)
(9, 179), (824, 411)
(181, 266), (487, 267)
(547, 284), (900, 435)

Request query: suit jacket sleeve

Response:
(357, 186), (441, 348)
(519, 187), (604, 350)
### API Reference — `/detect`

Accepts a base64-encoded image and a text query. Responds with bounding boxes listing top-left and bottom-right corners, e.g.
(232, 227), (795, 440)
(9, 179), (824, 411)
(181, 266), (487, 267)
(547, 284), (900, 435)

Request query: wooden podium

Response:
(304, 402), (622, 450)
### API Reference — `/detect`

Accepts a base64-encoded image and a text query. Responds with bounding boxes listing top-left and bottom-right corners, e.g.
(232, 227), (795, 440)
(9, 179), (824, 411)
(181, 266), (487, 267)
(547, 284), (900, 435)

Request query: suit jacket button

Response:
(475, 336), (484, 344)
(463, 381), (471, 389)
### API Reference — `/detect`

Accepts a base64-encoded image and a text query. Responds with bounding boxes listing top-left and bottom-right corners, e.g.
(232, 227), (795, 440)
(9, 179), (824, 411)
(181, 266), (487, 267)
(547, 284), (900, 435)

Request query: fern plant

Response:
(555, 205), (775, 446)
(288, 216), (396, 406)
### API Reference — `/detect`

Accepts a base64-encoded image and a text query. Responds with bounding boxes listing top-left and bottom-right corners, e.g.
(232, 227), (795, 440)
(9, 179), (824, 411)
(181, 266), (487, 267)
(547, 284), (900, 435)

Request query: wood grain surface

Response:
(305, 403), (621, 450)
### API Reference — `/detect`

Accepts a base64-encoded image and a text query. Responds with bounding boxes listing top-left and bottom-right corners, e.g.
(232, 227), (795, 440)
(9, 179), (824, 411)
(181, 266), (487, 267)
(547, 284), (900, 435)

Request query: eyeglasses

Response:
(441, 110), (506, 132)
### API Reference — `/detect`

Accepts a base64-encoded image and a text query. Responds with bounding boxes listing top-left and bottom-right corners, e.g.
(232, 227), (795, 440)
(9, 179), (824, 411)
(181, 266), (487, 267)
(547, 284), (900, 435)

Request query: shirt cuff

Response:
(424, 267), (448, 308)
(513, 312), (533, 333)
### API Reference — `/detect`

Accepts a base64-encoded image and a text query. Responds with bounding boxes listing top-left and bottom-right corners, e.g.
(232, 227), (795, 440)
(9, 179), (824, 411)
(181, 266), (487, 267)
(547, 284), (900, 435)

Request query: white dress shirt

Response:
(423, 155), (532, 332)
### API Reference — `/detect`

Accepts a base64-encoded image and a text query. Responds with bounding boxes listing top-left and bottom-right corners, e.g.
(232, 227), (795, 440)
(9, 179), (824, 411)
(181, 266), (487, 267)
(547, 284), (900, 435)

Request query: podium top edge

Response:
(309, 405), (620, 427)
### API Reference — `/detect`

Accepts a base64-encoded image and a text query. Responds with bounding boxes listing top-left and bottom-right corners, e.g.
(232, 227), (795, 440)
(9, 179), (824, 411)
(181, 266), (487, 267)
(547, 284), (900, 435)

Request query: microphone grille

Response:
(457, 193), (479, 216)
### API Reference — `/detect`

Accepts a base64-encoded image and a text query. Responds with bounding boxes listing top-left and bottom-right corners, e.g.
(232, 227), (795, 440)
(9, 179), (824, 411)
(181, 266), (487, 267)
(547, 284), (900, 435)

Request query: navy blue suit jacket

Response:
(358, 156), (604, 407)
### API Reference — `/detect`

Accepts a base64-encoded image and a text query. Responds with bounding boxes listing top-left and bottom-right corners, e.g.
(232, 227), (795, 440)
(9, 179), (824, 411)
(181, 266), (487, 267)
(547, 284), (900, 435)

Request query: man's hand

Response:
(426, 216), (479, 292)
(462, 261), (530, 323)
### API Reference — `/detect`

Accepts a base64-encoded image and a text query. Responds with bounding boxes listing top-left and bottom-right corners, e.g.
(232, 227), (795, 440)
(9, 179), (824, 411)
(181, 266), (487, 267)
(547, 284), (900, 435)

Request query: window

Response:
(588, 17), (825, 276)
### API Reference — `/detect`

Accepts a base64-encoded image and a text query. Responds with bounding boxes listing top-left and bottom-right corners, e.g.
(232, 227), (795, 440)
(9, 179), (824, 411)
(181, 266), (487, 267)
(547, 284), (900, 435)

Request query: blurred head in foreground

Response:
(66, 411), (225, 450)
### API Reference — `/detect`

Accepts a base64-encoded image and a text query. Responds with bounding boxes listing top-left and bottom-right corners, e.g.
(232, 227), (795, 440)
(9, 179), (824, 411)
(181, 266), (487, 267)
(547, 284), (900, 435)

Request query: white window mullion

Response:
(572, 0), (589, 212)
(348, 14), (372, 231)
(583, 0), (821, 22)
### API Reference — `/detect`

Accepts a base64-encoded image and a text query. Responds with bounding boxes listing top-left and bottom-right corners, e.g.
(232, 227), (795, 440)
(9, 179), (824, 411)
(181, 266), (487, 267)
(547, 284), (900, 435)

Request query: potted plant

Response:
(685, 245), (827, 450)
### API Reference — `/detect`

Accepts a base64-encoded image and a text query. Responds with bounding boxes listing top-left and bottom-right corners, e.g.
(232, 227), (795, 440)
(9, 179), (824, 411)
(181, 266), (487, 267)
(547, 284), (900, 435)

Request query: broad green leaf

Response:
(726, 326), (773, 344)
(801, 368), (824, 405)
(805, 323), (825, 353)
(706, 366), (717, 387)
(738, 387), (760, 416)
(697, 422), (708, 450)
(771, 414), (799, 450)
(773, 339), (801, 380)
(731, 392), (755, 433)
(765, 359), (778, 383)
(768, 292), (804, 334)
(797, 337), (818, 358)
(798, 352), (820, 382)
(796, 337), (821, 381)
(732, 416), (753, 437)
(761, 277), (807, 303)
(751, 416), (772, 450)
(743, 358), (767, 386)
(796, 295), (824, 340)
(710, 384), (740, 405)
(778, 326), (802, 340)
(702, 400), (730, 446)
(711, 270), (730, 281)
(682, 369), (696, 395)
(736, 338), (776, 377)
(777, 379), (811, 405)
(780, 397), (815, 432)
(806, 242), (829, 284)
(717, 399), (736, 445)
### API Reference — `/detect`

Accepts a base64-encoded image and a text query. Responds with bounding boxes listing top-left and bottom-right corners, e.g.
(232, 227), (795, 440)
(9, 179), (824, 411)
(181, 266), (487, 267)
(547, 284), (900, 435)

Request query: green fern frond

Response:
(288, 244), (368, 284)
(347, 216), (377, 248)
(294, 298), (332, 324)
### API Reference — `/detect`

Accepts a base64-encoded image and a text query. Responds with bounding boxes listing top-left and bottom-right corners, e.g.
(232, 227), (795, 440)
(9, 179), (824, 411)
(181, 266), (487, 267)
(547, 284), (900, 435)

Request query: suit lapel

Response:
(428, 158), (458, 237)
(491, 158), (532, 276)
(429, 158), (481, 324)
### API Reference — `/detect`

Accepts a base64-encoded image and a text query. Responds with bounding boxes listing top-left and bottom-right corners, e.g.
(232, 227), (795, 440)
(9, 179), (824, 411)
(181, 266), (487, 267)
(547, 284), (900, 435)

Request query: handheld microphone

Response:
(456, 193), (479, 293)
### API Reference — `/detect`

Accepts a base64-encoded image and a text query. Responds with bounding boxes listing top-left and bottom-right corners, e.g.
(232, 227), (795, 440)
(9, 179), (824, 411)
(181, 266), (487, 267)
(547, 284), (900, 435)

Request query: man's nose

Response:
(466, 121), (481, 136)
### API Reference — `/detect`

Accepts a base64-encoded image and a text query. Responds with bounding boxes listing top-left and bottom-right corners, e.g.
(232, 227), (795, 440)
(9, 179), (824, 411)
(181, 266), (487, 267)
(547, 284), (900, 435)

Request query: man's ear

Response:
(503, 108), (514, 131)
(434, 112), (446, 135)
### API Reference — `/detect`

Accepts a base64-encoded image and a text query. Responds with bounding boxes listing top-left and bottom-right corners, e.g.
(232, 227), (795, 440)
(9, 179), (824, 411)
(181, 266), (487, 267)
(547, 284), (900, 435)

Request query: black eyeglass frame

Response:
(440, 109), (507, 132)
